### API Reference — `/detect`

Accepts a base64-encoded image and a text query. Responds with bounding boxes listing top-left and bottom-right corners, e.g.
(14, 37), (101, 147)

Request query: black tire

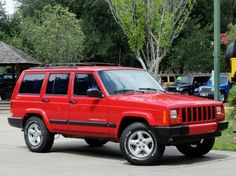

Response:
(176, 138), (215, 157)
(24, 117), (54, 152)
(120, 122), (165, 165)
(1, 93), (6, 100)
(182, 91), (190, 95)
(220, 91), (226, 103)
(84, 138), (108, 147)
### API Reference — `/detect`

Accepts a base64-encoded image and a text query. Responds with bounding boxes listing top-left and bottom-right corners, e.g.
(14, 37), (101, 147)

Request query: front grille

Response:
(181, 106), (216, 124)
(200, 88), (212, 93)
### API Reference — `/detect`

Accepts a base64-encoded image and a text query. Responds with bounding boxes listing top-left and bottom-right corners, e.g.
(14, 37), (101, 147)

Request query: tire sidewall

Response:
(24, 118), (44, 150)
(120, 123), (163, 165)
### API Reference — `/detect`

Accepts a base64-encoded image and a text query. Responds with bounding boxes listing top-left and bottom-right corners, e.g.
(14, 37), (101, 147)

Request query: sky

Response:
(4, 0), (16, 15)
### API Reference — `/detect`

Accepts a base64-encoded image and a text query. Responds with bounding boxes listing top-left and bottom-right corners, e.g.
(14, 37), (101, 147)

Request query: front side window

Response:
(74, 74), (100, 96)
(176, 76), (193, 84)
(19, 74), (45, 94)
(46, 74), (70, 95)
(207, 76), (229, 85)
(98, 70), (164, 95)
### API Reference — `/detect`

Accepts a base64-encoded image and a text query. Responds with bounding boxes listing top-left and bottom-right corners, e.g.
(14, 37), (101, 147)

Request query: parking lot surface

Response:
(1, 111), (236, 176)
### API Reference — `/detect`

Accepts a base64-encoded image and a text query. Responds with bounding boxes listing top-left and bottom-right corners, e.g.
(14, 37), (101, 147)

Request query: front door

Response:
(68, 73), (109, 137)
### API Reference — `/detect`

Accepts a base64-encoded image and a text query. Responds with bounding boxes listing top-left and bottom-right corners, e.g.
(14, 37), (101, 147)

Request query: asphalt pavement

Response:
(1, 110), (236, 176)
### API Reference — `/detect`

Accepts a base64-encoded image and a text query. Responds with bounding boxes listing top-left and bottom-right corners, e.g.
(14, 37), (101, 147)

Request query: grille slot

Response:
(182, 108), (186, 122)
(181, 106), (216, 124)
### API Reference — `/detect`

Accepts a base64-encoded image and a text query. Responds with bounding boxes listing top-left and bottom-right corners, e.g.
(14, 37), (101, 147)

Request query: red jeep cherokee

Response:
(8, 65), (228, 165)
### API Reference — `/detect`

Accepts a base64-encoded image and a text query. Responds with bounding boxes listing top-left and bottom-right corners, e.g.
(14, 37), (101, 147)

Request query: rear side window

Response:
(161, 76), (168, 82)
(74, 74), (100, 96)
(19, 74), (45, 94)
(169, 76), (175, 82)
(46, 74), (70, 95)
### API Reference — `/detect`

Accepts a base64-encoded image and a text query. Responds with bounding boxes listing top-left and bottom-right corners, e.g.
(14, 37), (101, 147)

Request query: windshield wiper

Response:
(113, 89), (137, 94)
(139, 87), (166, 93)
(139, 88), (158, 91)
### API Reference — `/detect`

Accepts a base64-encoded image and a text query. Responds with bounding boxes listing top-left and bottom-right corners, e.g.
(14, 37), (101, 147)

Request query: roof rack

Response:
(31, 62), (120, 69)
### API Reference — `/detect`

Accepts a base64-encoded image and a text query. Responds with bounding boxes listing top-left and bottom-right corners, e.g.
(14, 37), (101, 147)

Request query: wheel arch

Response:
(23, 108), (53, 132)
(117, 116), (149, 138)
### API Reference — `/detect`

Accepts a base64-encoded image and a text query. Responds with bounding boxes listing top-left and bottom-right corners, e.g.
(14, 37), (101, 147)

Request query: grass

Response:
(213, 108), (236, 151)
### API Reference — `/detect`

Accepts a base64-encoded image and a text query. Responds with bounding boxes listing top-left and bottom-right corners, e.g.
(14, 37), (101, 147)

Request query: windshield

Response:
(98, 70), (164, 95)
(176, 76), (193, 84)
(207, 76), (229, 85)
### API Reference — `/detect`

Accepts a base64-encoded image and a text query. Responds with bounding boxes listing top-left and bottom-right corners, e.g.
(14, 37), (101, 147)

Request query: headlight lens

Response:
(216, 106), (222, 115)
(170, 110), (178, 119)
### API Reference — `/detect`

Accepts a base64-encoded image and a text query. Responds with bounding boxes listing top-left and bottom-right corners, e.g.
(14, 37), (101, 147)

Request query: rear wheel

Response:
(84, 138), (108, 147)
(176, 138), (215, 157)
(120, 122), (165, 165)
(220, 91), (226, 103)
(24, 117), (54, 152)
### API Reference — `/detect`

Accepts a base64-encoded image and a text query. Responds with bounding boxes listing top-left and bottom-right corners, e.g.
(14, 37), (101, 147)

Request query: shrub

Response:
(228, 86), (236, 106)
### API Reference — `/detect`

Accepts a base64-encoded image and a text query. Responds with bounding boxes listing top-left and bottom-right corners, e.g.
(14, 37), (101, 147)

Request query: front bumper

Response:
(154, 121), (228, 145)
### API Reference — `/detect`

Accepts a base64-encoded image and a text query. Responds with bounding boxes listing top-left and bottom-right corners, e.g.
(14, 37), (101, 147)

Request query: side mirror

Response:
(87, 89), (103, 98)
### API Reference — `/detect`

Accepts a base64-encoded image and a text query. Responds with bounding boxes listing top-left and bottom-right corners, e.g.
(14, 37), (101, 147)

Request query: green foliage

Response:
(161, 19), (213, 73)
(0, 0), (9, 40)
(228, 86), (236, 106)
(214, 108), (236, 151)
(7, 5), (85, 64)
(77, 0), (131, 64)
(107, 0), (195, 73)
(224, 24), (236, 44)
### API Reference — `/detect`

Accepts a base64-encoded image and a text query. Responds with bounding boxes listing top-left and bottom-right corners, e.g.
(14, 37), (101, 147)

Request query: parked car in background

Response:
(197, 74), (233, 102)
(166, 74), (210, 95)
(154, 74), (178, 87)
(0, 74), (16, 100)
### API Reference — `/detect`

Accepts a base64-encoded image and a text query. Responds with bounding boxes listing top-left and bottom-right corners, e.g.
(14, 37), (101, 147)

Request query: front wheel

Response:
(24, 117), (54, 152)
(120, 123), (165, 165)
(176, 138), (215, 157)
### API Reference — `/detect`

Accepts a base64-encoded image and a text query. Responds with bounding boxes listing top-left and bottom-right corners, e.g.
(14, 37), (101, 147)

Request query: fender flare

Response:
(24, 108), (54, 132)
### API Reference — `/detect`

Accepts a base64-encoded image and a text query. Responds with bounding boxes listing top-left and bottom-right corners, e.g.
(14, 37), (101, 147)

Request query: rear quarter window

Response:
(19, 74), (45, 94)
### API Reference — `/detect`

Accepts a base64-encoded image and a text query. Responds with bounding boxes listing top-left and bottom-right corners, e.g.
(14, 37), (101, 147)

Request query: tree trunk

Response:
(148, 57), (161, 76)
(135, 51), (147, 70)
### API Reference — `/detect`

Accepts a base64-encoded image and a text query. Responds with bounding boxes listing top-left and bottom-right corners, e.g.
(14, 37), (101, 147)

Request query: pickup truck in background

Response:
(196, 74), (233, 102)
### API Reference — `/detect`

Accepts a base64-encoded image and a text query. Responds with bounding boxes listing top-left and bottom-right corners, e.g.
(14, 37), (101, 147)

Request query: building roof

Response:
(0, 41), (41, 65)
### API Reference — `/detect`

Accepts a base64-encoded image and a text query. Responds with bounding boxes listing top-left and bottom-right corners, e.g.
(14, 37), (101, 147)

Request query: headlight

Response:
(170, 110), (178, 119)
(216, 106), (222, 115)
(177, 87), (183, 91)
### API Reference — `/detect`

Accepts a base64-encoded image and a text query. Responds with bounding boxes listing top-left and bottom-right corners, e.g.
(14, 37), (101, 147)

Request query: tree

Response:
(106, 0), (195, 75)
(8, 5), (85, 64)
(15, 0), (134, 66)
(0, 0), (9, 40)
(161, 19), (213, 73)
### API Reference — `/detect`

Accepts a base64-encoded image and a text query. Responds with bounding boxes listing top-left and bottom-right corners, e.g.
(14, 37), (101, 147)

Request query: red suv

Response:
(8, 65), (228, 165)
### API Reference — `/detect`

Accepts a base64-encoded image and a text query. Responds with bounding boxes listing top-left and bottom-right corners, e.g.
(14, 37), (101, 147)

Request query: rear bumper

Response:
(8, 117), (23, 129)
(154, 121), (228, 145)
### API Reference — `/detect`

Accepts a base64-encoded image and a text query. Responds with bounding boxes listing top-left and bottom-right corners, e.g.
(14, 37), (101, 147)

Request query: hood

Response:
(110, 92), (221, 108)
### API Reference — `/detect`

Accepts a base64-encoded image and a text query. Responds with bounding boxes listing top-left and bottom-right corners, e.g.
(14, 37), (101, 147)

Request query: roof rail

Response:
(31, 62), (120, 69)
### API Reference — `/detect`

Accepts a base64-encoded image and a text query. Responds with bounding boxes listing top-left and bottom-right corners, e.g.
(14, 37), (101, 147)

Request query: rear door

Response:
(41, 72), (71, 132)
(68, 72), (109, 137)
